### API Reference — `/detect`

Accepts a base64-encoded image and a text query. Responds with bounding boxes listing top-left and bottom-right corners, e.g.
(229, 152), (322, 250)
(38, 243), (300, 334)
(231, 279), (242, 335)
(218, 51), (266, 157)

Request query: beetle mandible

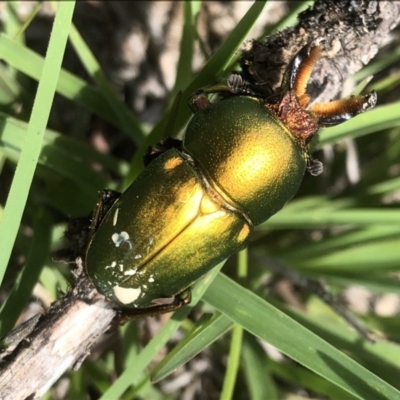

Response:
(85, 41), (377, 318)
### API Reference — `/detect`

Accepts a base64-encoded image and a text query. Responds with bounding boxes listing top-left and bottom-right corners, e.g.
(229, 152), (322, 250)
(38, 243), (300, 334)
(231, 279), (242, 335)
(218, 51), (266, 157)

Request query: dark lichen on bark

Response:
(239, 1), (400, 103)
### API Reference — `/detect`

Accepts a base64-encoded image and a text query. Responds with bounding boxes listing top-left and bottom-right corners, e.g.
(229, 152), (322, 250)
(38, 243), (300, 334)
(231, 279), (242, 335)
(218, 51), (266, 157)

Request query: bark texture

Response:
(0, 274), (116, 400)
(240, 1), (400, 103)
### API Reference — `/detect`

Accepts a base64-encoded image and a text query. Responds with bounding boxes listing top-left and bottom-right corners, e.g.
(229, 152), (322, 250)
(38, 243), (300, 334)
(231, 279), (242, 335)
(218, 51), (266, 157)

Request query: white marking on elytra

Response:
(105, 261), (117, 270)
(113, 207), (120, 227)
(146, 237), (154, 253)
(112, 231), (132, 248)
(119, 264), (124, 271)
(113, 285), (141, 305)
(124, 268), (137, 276)
(148, 274), (154, 283)
(134, 254), (142, 260)
(142, 284), (147, 290)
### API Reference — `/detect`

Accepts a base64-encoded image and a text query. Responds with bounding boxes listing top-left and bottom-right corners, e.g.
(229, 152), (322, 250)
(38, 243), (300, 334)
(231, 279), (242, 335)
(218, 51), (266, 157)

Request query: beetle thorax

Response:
(266, 91), (319, 148)
(183, 96), (307, 226)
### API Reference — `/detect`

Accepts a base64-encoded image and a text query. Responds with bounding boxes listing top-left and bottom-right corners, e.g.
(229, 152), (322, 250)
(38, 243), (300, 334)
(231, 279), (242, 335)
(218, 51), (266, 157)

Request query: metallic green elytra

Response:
(85, 42), (377, 316)
(85, 148), (251, 311)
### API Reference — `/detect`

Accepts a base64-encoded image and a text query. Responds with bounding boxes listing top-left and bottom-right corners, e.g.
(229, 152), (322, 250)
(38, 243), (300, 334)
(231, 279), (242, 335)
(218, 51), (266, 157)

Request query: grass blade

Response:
(0, 1), (75, 284)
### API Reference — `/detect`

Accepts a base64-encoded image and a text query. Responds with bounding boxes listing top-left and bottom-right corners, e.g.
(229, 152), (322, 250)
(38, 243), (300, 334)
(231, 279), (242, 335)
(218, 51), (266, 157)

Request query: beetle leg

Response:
(188, 78), (259, 113)
(189, 76), (272, 108)
(151, 288), (192, 309)
(189, 90), (213, 112)
(89, 189), (121, 235)
(188, 72), (273, 112)
(117, 289), (192, 323)
(309, 91), (377, 126)
(306, 155), (323, 176)
(144, 137), (183, 166)
(189, 81), (239, 112)
(69, 190), (123, 258)
(227, 73), (248, 94)
(227, 73), (272, 98)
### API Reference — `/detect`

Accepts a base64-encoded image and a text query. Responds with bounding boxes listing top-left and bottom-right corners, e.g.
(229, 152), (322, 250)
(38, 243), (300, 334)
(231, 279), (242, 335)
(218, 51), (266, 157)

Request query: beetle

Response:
(84, 41), (377, 318)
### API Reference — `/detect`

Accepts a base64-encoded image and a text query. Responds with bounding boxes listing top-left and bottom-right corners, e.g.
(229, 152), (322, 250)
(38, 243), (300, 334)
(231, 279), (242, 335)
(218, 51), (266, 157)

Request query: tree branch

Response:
(240, 1), (400, 102)
(0, 270), (116, 400)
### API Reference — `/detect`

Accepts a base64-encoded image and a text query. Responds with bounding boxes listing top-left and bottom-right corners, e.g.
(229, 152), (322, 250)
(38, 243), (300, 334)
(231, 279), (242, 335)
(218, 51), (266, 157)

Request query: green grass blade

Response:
(326, 276), (400, 297)
(167, 1), (201, 107)
(151, 313), (234, 383)
(0, 33), (130, 133)
(267, 225), (398, 260)
(0, 209), (52, 335)
(0, 111), (128, 178)
(241, 334), (279, 400)
(8, 1), (42, 41)
(221, 324), (244, 400)
(203, 273), (400, 399)
(294, 238), (400, 274)
(66, 19), (146, 145)
(0, 1), (75, 284)
(274, 298), (400, 390)
(268, 357), (355, 400)
(265, 208), (400, 228)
